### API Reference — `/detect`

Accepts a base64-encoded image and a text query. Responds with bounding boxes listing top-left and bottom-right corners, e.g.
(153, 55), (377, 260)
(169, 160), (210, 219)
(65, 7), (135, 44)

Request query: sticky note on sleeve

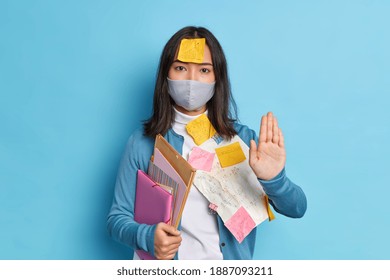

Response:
(186, 114), (216, 145)
(215, 142), (246, 168)
(177, 38), (206, 63)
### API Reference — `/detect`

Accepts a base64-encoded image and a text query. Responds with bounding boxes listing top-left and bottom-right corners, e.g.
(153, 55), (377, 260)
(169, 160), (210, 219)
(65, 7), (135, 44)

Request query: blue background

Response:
(1, 0), (389, 259)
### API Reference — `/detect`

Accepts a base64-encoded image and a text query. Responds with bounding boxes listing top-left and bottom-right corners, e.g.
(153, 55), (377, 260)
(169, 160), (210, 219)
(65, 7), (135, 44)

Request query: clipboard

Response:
(153, 134), (196, 228)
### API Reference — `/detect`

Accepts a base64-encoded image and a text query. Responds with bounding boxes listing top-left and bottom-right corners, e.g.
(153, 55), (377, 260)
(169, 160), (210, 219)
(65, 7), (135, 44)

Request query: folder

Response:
(147, 160), (177, 222)
(153, 134), (196, 228)
(134, 170), (173, 260)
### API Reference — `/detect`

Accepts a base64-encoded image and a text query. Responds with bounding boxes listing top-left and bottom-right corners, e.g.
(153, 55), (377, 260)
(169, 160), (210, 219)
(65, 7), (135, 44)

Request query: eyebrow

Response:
(172, 59), (213, 66)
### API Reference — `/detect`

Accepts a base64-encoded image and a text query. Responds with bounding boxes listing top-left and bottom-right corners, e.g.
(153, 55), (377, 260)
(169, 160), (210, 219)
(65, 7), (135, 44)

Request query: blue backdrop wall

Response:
(1, 0), (389, 259)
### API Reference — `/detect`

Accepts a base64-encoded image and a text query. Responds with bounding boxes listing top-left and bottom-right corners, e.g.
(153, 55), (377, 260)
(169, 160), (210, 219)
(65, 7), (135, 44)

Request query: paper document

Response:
(193, 135), (270, 243)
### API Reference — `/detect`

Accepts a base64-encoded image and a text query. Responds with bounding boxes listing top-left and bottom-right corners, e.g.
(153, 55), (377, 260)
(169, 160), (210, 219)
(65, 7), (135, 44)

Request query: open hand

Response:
(249, 112), (286, 180)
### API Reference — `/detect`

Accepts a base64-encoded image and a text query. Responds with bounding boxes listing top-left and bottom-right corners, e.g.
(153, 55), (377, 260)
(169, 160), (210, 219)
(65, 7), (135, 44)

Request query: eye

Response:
(175, 66), (186, 71)
(200, 68), (210, 73)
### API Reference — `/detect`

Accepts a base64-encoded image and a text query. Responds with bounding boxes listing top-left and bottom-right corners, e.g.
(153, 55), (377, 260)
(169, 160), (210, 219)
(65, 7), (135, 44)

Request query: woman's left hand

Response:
(249, 112), (286, 180)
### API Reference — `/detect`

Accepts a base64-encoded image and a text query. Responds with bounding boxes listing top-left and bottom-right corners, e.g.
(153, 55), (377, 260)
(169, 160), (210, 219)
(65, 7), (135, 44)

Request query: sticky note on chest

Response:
(188, 147), (215, 172)
(177, 38), (206, 63)
(215, 141), (246, 168)
(186, 114), (216, 145)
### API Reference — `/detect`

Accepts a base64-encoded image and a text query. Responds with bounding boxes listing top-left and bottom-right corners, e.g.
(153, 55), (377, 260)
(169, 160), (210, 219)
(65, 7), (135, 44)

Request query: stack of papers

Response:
(134, 134), (196, 259)
(153, 134), (196, 228)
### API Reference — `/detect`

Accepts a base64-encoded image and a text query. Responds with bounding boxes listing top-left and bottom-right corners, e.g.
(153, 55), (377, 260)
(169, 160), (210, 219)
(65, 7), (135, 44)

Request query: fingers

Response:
(161, 249), (179, 260)
(154, 223), (182, 260)
(272, 115), (279, 144)
(159, 223), (180, 236)
(249, 139), (258, 166)
(279, 128), (285, 148)
(267, 112), (273, 142)
(156, 237), (182, 253)
(260, 112), (280, 144)
(155, 245), (181, 260)
(259, 115), (267, 143)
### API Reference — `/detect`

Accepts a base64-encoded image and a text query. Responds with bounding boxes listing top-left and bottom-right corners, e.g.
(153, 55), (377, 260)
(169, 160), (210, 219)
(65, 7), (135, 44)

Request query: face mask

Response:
(167, 78), (215, 111)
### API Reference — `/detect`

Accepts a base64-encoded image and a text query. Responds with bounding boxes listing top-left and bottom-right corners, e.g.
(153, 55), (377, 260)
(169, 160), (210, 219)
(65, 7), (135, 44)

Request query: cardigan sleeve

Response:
(259, 168), (307, 218)
(106, 129), (157, 255)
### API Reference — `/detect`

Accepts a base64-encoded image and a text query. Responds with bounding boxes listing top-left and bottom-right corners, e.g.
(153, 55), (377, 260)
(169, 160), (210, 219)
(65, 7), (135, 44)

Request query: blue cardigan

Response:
(107, 122), (307, 259)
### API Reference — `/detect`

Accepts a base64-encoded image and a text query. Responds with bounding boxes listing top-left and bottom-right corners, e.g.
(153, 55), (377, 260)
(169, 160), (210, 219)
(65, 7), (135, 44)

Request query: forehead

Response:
(174, 38), (213, 64)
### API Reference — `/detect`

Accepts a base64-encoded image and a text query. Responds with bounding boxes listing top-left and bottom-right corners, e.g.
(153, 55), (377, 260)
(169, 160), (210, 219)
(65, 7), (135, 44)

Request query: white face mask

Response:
(167, 78), (215, 111)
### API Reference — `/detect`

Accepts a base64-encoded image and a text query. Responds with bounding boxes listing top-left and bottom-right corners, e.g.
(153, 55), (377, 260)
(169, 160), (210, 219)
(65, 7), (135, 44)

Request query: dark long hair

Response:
(143, 26), (238, 139)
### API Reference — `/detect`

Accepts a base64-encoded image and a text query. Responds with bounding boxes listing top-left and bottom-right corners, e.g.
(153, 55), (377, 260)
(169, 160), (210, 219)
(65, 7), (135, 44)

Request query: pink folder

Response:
(134, 170), (173, 260)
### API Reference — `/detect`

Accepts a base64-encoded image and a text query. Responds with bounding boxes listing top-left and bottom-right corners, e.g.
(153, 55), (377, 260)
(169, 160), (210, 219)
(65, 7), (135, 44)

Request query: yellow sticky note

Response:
(177, 38), (206, 63)
(215, 142), (246, 168)
(265, 195), (275, 221)
(186, 114), (216, 145)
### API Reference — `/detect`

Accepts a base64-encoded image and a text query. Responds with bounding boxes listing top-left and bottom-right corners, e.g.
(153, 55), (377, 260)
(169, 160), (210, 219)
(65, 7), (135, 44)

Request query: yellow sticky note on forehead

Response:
(186, 114), (216, 146)
(177, 38), (206, 63)
(215, 142), (246, 168)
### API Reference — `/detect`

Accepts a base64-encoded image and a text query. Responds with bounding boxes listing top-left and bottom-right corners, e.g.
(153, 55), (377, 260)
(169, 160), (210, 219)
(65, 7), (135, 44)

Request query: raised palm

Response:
(249, 112), (286, 180)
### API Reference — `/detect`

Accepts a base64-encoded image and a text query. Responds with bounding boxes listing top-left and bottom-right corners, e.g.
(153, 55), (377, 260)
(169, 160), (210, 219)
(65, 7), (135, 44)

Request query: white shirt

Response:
(172, 108), (222, 260)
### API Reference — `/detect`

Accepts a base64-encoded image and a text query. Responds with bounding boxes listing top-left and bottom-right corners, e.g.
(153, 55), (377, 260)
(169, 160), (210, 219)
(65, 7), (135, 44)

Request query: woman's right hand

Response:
(154, 222), (182, 260)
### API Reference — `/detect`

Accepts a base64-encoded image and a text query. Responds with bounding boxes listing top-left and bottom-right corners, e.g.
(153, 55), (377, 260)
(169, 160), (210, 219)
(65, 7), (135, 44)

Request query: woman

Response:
(107, 26), (307, 260)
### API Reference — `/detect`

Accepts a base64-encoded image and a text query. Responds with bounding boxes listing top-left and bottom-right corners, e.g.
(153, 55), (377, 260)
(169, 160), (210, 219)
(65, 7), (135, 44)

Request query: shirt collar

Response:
(173, 107), (208, 125)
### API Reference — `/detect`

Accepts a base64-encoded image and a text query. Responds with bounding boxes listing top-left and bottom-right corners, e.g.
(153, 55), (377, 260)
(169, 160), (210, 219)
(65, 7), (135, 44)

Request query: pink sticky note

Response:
(224, 207), (256, 243)
(188, 147), (215, 172)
